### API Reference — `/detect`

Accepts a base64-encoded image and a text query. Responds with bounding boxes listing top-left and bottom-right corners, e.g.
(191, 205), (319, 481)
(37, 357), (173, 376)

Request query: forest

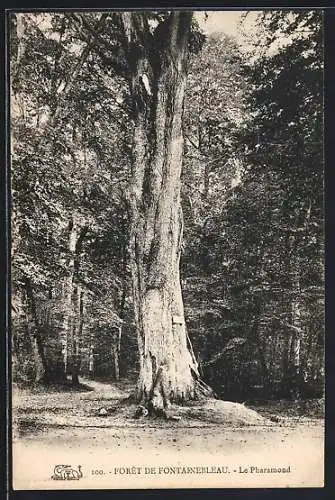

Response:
(10, 10), (324, 414)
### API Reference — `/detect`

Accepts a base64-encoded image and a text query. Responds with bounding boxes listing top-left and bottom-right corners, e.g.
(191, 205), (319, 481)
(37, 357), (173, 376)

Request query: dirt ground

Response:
(11, 378), (325, 489)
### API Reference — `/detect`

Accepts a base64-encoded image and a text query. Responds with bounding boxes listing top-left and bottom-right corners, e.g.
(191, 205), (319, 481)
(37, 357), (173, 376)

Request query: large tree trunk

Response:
(120, 12), (201, 411)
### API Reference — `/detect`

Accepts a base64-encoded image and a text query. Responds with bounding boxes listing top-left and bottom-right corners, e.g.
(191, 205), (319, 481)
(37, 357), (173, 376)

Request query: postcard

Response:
(9, 9), (324, 489)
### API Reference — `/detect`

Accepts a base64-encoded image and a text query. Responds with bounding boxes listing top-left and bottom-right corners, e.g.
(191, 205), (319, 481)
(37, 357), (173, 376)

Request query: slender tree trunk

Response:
(115, 238), (128, 379)
(288, 291), (302, 398)
(71, 228), (88, 384)
(120, 12), (202, 411)
(300, 319), (314, 385)
(112, 346), (120, 381)
(88, 343), (95, 379)
(61, 215), (88, 383)
(282, 332), (292, 396)
(281, 233), (302, 398)
(250, 311), (271, 397)
(11, 15), (29, 381)
(118, 235), (128, 319)
(11, 287), (22, 381)
(61, 217), (78, 375)
(24, 280), (49, 383)
(288, 242), (302, 397)
(111, 327), (121, 382)
(204, 162), (210, 200)
(257, 340), (271, 397)
(78, 290), (85, 353)
(70, 284), (80, 385)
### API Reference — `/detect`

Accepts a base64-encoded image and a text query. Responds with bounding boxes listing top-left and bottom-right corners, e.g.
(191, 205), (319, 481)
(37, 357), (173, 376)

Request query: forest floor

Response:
(12, 378), (325, 489)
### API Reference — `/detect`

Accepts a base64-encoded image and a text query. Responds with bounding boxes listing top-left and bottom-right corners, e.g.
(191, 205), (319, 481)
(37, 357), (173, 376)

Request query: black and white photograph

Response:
(9, 9), (324, 489)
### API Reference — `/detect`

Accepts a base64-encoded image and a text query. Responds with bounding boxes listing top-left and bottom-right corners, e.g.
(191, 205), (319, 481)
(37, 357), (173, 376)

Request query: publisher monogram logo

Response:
(51, 465), (83, 480)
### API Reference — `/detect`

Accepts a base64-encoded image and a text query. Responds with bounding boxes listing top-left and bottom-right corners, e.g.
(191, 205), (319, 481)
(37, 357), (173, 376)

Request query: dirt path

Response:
(12, 379), (324, 489)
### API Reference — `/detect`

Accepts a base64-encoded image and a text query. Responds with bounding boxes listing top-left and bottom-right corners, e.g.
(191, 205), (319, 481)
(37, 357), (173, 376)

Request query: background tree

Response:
(185, 10), (324, 399)
(10, 12), (132, 384)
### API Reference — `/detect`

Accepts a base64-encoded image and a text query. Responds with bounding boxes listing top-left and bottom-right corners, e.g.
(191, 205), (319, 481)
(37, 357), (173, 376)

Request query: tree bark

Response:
(70, 284), (81, 385)
(61, 216), (88, 383)
(24, 279), (49, 383)
(120, 12), (200, 410)
(111, 326), (121, 382)
(88, 343), (95, 379)
(60, 217), (78, 374)
(249, 309), (271, 397)
(70, 224), (88, 384)
(287, 292), (302, 398)
(281, 233), (302, 398)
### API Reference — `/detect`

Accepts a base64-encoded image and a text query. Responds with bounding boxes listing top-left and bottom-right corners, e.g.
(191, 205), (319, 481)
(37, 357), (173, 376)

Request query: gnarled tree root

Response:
(134, 365), (216, 419)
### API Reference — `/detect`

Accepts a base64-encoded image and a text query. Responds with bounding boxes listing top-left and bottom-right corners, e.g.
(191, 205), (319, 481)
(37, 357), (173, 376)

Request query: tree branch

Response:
(67, 13), (128, 77)
(261, 314), (302, 334)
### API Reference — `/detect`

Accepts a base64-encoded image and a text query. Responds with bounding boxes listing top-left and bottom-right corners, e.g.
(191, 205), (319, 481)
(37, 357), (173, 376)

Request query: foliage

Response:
(182, 10), (324, 399)
(10, 11), (324, 399)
